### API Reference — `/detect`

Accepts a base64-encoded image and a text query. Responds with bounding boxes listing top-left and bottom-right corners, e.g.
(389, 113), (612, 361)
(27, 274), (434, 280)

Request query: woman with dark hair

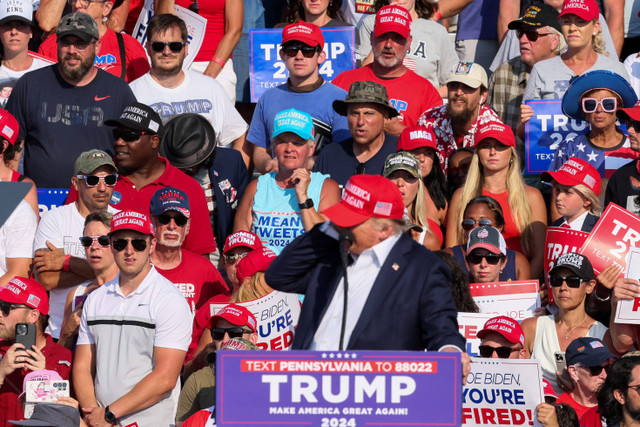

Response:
(434, 250), (479, 313)
(279, 0), (350, 27)
(356, 0), (457, 90)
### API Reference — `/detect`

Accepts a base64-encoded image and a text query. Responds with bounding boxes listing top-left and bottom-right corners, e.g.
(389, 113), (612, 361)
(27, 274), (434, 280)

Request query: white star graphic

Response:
(344, 353), (350, 359)
(351, 353), (357, 358)
(576, 142), (586, 152)
(329, 353), (335, 359)
(587, 151), (599, 162)
(321, 353), (327, 359)
(337, 353), (343, 359)
(557, 149), (564, 157)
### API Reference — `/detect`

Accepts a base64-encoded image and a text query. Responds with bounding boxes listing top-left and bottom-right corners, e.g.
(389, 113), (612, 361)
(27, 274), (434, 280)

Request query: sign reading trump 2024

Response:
(217, 350), (461, 426)
(249, 27), (356, 102)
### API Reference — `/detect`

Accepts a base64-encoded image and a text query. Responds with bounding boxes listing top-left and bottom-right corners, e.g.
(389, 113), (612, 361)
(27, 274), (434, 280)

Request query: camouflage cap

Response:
(382, 151), (421, 179)
(74, 149), (116, 176)
(56, 12), (99, 44)
(332, 81), (399, 118)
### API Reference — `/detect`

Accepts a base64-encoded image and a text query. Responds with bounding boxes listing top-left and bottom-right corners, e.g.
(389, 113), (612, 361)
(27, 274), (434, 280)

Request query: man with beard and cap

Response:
(418, 61), (502, 170)
(5, 12), (135, 188)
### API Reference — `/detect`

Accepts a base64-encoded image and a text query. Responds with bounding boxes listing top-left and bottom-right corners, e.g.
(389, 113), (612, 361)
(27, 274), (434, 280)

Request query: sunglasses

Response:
(466, 253), (503, 265)
(582, 364), (610, 376)
(0, 300), (30, 317)
(516, 29), (552, 42)
(157, 213), (188, 227)
(622, 118), (640, 133)
(150, 41), (186, 53)
(223, 252), (248, 265)
(582, 97), (617, 113)
(549, 275), (585, 288)
(210, 327), (253, 341)
(282, 45), (319, 58)
(79, 235), (110, 247)
(462, 218), (493, 231)
(478, 345), (520, 359)
(111, 238), (148, 252)
(76, 174), (118, 187)
(113, 128), (148, 142)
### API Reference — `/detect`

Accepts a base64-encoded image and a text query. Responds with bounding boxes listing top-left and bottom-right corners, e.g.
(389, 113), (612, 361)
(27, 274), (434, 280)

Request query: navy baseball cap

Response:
(150, 187), (190, 218)
(566, 337), (617, 367)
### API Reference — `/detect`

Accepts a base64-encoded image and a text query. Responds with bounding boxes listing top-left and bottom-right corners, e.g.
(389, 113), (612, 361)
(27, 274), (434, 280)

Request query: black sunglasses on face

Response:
(113, 129), (148, 142)
(462, 218), (493, 231)
(549, 275), (584, 288)
(79, 235), (110, 247)
(466, 253), (503, 265)
(76, 174), (118, 187)
(622, 118), (640, 133)
(0, 300), (30, 317)
(150, 41), (186, 53)
(111, 238), (148, 252)
(157, 213), (188, 227)
(223, 253), (248, 265)
(516, 29), (552, 42)
(210, 327), (253, 341)
(282, 45), (319, 58)
(478, 345), (520, 358)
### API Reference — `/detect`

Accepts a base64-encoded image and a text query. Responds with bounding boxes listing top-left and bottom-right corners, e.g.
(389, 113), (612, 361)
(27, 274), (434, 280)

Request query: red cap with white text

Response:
(223, 231), (263, 254)
(374, 5), (412, 39)
(474, 121), (516, 148)
(281, 21), (324, 49)
(541, 157), (601, 196)
(477, 316), (525, 347)
(559, 0), (599, 21)
(108, 210), (155, 236)
(207, 303), (257, 332)
(0, 276), (49, 315)
(397, 125), (437, 151)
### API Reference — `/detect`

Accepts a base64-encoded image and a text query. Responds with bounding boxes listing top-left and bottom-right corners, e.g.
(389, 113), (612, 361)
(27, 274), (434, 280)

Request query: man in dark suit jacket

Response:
(265, 174), (469, 374)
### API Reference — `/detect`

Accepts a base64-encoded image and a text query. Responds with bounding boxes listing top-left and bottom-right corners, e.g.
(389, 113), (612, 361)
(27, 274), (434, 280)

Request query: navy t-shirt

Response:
(6, 66), (136, 188)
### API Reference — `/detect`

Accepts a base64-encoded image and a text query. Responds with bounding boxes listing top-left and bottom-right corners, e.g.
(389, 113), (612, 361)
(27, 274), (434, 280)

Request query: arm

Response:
(497, 0), (520, 44)
(437, 0), (474, 19)
(0, 257), (32, 287)
(203, 0), (244, 79)
(514, 251), (532, 281)
(296, 175), (340, 232)
(73, 344), (99, 409)
(234, 137), (253, 171)
(35, 0), (66, 34)
(520, 316), (538, 357)
(155, 0), (175, 14)
(232, 179), (258, 232)
(252, 145), (278, 174)
(525, 185), (547, 279)
(183, 331), (214, 382)
(444, 187), (462, 248)
(608, 278), (640, 354)
(107, 0), (130, 33)
(34, 241), (95, 290)
(602, 0), (624, 56)
(22, 178), (39, 219)
(58, 285), (82, 350)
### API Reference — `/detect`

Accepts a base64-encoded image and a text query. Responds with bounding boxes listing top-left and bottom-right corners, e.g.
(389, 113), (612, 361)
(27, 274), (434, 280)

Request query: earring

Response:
(103, 16), (108, 23)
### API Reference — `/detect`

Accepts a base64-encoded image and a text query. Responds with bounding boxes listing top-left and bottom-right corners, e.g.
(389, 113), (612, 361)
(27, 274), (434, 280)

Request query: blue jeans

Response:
(233, 0), (265, 103)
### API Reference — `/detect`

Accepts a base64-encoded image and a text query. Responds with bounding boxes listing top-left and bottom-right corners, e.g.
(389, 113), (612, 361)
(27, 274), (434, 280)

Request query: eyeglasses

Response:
(111, 238), (148, 252)
(629, 384), (640, 393)
(79, 235), (110, 247)
(157, 213), (188, 227)
(580, 364), (611, 376)
(223, 252), (248, 265)
(516, 29), (552, 42)
(461, 218), (493, 231)
(478, 345), (521, 359)
(282, 45), (319, 58)
(582, 97), (617, 113)
(0, 300), (30, 317)
(76, 174), (118, 187)
(466, 253), (503, 265)
(549, 275), (585, 288)
(150, 41), (186, 53)
(67, 0), (105, 7)
(210, 327), (253, 341)
(113, 128), (148, 142)
(622, 118), (640, 133)
(58, 38), (95, 50)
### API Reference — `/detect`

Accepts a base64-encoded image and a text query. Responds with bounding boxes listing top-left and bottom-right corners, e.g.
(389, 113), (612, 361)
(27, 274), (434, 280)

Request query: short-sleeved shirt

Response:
(110, 157), (216, 255)
(0, 200), (36, 275)
(5, 66), (136, 188)
(77, 266), (192, 427)
(331, 64), (442, 127)
(0, 52), (53, 108)
(605, 159), (640, 214)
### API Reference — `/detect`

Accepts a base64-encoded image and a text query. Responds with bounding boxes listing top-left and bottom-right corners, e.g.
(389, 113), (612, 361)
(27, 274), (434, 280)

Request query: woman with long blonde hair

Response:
(446, 122), (546, 278)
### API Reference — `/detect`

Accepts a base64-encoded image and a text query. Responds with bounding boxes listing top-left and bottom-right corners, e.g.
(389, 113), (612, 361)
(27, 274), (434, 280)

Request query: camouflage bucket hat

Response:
(56, 12), (99, 43)
(332, 81), (399, 118)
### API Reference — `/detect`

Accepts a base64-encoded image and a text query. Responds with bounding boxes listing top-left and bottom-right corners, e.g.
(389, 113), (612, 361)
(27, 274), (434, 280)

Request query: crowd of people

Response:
(1, 0), (640, 425)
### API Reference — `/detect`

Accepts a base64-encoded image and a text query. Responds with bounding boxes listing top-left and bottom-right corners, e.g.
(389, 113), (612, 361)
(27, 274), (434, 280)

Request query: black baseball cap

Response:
(105, 102), (163, 134)
(549, 252), (595, 280)
(508, 4), (561, 32)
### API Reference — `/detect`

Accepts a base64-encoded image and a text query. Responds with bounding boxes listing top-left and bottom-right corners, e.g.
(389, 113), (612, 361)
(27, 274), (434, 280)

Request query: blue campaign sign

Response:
(217, 350), (462, 426)
(38, 188), (69, 215)
(524, 100), (589, 174)
(249, 27), (356, 102)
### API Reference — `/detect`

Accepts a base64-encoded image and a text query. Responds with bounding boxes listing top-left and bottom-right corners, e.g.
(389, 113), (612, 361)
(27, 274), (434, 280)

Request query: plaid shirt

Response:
(487, 56), (530, 136)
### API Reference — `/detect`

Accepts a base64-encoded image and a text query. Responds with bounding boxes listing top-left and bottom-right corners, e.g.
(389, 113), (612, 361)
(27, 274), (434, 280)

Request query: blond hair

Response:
(571, 184), (602, 215)
(456, 147), (532, 254)
(592, 22), (608, 56)
(409, 179), (430, 229)
(231, 272), (271, 303)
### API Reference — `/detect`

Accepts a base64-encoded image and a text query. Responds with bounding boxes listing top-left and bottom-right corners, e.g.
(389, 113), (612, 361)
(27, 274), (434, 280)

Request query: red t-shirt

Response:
(187, 293), (231, 361)
(124, 0), (146, 35)
(331, 65), (442, 127)
(556, 392), (593, 420)
(579, 405), (603, 427)
(175, 0), (227, 63)
(155, 249), (229, 315)
(38, 28), (150, 82)
(0, 334), (72, 426)
(482, 189), (522, 253)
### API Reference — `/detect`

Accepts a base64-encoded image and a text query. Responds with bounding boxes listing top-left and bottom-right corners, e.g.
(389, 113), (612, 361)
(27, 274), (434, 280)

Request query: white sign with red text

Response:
(470, 281), (540, 321)
(614, 247), (640, 324)
(457, 312), (495, 357)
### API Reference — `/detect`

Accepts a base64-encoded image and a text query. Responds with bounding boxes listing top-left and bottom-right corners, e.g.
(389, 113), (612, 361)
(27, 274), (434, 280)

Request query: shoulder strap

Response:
(116, 32), (126, 80)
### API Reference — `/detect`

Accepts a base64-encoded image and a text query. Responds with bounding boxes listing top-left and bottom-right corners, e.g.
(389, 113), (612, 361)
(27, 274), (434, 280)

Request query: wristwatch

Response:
(104, 406), (117, 424)
(298, 199), (314, 210)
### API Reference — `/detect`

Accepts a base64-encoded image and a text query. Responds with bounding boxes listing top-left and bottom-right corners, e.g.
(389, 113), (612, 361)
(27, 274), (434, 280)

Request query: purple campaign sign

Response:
(217, 350), (461, 426)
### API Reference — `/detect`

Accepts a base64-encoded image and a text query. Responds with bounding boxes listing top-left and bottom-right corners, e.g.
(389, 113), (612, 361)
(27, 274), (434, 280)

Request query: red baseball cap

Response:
(559, 0), (599, 21)
(206, 303), (257, 331)
(236, 247), (277, 284)
(323, 174), (404, 228)
(0, 276), (49, 315)
(281, 21), (324, 49)
(0, 109), (19, 145)
(109, 210), (155, 236)
(374, 5), (412, 39)
(477, 316), (525, 347)
(397, 125), (437, 151)
(474, 121), (516, 148)
(541, 157), (601, 196)
(618, 99), (640, 122)
(542, 379), (558, 399)
(223, 231), (263, 254)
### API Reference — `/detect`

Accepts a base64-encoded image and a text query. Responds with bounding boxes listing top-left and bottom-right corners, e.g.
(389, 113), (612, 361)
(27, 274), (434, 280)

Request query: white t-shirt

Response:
(33, 203), (118, 339)
(0, 200), (37, 275)
(129, 71), (248, 148)
(0, 52), (53, 108)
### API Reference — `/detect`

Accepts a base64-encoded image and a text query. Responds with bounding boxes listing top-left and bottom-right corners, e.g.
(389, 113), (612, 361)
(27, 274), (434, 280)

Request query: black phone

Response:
(15, 323), (36, 358)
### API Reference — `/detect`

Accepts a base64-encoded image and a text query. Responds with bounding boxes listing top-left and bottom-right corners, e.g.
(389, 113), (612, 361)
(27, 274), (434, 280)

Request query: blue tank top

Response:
(252, 171), (328, 254)
(451, 245), (517, 282)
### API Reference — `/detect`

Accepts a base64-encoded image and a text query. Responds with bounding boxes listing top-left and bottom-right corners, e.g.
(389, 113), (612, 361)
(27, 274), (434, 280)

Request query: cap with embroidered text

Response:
(467, 226), (507, 256)
(445, 61), (488, 89)
(236, 247), (278, 284)
(272, 108), (314, 141)
(74, 149), (117, 175)
(0, 276), (49, 315)
(374, 5), (412, 39)
(105, 102), (163, 134)
(475, 121), (516, 148)
(281, 21), (324, 49)
(207, 303), (257, 331)
(508, 4), (561, 32)
(397, 125), (437, 151)
(0, 0), (34, 28)
(541, 157), (601, 195)
(559, 0), (599, 21)
(383, 151), (421, 179)
(477, 315), (525, 347)
(0, 109), (19, 145)
(56, 12), (99, 43)
(108, 210), (155, 236)
(550, 252), (595, 280)
(150, 187), (191, 218)
(223, 231), (263, 254)
(565, 337), (617, 366)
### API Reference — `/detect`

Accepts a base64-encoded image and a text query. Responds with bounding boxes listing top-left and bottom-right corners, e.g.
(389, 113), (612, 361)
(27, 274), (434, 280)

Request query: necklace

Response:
(560, 315), (588, 340)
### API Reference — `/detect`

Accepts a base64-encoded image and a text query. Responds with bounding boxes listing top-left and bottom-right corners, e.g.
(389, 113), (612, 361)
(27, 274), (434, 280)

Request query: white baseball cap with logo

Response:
(0, 0), (33, 27)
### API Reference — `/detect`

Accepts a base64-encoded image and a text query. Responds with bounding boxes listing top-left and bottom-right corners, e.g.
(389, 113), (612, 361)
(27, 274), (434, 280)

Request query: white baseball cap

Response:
(0, 0), (34, 27)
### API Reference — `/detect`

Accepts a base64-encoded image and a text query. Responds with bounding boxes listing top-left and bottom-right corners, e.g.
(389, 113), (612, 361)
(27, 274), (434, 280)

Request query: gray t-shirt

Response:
(523, 53), (630, 100)
(357, 14), (458, 87)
